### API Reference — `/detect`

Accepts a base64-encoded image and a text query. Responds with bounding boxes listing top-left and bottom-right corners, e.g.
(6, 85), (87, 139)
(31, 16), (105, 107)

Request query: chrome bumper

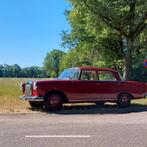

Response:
(19, 95), (43, 102)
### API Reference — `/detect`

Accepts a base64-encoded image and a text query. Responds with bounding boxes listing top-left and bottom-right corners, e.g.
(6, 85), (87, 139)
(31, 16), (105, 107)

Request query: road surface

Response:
(1, 105), (147, 147)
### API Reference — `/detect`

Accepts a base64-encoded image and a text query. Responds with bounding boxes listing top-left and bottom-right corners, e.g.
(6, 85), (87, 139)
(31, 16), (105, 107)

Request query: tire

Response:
(117, 93), (131, 108)
(29, 101), (43, 108)
(45, 93), (63, 111)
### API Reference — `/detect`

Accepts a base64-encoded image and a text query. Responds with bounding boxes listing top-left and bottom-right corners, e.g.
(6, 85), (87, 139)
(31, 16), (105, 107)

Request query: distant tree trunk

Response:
(123, 0), (136, 81)
(54, 68), (59, 77)
(124, 38), (133, 80)
(56, 70), (59, 77)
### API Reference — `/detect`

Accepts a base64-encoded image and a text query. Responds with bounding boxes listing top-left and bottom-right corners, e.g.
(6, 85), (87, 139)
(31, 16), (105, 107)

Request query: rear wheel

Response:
(117, 93), (131, 108)
(45, 93), (63, 111)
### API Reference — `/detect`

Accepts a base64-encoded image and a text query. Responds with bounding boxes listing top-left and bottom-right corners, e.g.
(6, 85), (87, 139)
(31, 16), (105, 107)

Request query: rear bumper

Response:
(19, 95), (43, 102)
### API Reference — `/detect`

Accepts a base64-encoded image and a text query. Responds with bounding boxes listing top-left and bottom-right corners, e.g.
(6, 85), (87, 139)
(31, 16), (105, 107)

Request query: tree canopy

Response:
(43, 49), (65, 77)
(61, 0), (147, 80)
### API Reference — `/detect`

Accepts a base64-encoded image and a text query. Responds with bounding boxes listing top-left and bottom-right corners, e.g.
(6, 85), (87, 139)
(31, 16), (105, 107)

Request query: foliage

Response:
(61, 0), (147, 81)
(43, 49), (66, 77)
(0, 64), (48, 78)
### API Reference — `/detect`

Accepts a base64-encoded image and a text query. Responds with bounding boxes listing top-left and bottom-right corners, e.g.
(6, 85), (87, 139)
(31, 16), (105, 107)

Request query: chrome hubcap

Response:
(49, 96), (60, 107)
(121, 95), (128, 103)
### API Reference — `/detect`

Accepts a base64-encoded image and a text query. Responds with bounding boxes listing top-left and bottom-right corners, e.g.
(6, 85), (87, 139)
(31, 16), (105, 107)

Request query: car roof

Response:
(78, 66), (118, 72)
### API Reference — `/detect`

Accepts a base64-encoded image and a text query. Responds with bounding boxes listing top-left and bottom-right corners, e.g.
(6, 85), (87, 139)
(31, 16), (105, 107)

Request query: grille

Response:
(25, 83), (32, 96)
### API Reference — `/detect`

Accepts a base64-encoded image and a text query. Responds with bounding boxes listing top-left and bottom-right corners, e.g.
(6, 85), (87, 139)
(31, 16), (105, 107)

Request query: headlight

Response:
(33, 82), (37, 90)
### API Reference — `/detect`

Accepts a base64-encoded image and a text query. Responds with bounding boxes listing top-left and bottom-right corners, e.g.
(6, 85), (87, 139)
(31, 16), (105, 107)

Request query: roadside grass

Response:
(132, 99), (147, 105)
(0, 78), (147, 114)
(0, 78), (42, 114)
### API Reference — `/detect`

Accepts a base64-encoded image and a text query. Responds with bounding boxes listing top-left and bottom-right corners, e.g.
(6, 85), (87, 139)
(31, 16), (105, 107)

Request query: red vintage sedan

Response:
(20, 66), (147, 111)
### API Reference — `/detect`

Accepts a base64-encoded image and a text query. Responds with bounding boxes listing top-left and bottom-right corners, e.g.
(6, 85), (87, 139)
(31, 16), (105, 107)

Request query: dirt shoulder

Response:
(1, 101), (147, 115)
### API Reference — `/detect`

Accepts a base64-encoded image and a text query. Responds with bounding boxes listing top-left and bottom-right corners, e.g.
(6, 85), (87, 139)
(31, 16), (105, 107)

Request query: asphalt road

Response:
(1, 106), (147, 147)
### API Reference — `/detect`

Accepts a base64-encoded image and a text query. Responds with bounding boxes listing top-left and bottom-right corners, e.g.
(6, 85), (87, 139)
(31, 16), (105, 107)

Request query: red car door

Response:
(68, 69), (102, 102)
(96, 70), (120, 101)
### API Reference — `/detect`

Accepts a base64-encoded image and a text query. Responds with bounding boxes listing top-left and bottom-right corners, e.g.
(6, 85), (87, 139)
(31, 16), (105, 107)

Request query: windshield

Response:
(58, 68), (80, 80)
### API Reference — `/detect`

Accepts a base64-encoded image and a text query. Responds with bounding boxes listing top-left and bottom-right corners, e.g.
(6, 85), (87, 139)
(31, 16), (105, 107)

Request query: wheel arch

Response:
(117, 92), (134, 100)
(44, 90), (68, 103)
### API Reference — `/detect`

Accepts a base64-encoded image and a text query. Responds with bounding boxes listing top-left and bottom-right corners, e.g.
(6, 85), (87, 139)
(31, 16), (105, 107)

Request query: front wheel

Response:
(117, 93), (131, 108)
(45, 93), (63, 111)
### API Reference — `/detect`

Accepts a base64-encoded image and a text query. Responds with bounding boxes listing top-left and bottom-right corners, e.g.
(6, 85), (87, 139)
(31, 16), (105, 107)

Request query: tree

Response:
(62, 1), (124, 73)
(12, 64), (21, 77)
(85, 0), (147, 80)
(64, 0), (147, 80)
(3, 64), (13, 77)
(21, 66), (48, 78)
(0, 65), (4, 77)
(43, 49), (66, 77)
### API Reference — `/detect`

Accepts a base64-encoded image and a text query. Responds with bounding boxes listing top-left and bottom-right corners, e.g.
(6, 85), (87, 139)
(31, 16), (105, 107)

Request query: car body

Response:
(20, 66), (147, 110)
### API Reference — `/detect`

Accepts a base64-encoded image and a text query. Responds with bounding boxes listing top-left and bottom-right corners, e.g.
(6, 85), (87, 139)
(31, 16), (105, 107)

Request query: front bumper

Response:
(19, 95), (43, 102)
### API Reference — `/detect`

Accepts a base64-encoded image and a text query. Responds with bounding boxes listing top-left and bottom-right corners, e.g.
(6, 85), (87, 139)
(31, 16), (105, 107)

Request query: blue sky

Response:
(0, 0), (70, 67)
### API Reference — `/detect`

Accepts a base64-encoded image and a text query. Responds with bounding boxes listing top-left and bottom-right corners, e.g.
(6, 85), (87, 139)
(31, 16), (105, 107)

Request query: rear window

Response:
(98, 71), (116, 81)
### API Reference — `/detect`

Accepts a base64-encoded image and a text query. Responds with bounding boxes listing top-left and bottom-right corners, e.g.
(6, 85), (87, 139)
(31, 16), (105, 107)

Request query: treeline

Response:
(0, 64), (48, 78)
(43, 49), (147, 82)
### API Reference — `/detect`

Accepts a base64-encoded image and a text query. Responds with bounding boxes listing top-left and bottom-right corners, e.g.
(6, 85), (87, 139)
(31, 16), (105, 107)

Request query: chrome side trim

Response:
(19, 96), (43, 102)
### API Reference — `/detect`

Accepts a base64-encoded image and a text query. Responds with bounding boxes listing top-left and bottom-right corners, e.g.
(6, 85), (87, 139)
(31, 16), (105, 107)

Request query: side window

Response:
(98, 71), (116, 81)
(80, 70), (97, 81)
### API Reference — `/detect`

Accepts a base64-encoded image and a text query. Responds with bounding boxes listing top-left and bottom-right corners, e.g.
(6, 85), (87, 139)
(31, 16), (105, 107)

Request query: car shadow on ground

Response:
(29, 103), (147, 115)
(52, 103), (147, 115)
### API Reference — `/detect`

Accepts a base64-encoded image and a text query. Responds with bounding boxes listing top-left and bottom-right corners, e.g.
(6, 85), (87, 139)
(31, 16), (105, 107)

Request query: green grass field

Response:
(0, 78), (147, 114)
